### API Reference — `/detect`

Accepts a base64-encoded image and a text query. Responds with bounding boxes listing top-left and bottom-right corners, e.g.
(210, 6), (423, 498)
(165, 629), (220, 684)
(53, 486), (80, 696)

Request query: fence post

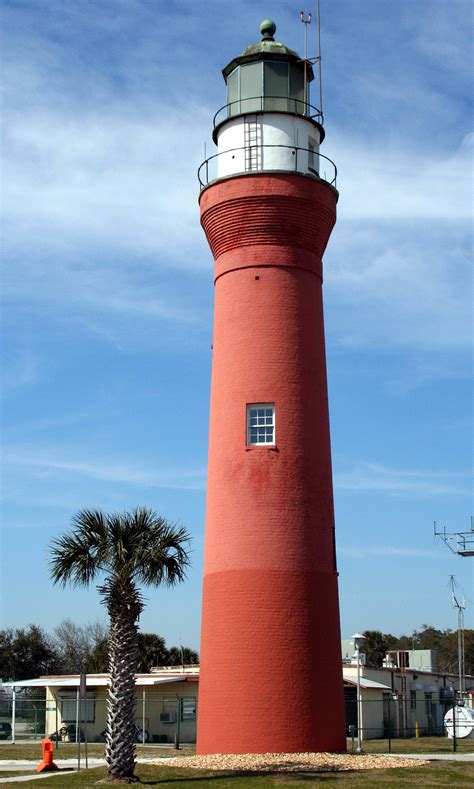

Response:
(76, 686), (80, 770)
(11, 689), (16, 744)
(55, 701), (59, 750)
(174, 698), (181, 750)
(388, 698), (392, 754)
(452, 697), (457, 753)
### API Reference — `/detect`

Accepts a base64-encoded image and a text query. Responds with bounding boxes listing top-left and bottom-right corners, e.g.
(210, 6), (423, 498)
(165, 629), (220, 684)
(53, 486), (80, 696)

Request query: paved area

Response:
(382, 752), (474, 761)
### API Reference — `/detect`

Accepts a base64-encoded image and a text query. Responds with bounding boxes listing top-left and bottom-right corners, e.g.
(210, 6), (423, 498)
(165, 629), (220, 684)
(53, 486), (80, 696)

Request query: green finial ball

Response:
(260, 19), (276, 40)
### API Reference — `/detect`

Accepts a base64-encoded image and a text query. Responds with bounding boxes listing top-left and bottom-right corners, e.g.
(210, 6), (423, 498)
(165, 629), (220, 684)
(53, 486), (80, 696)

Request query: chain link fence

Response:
(1, 692), (473, 754)
(0, 695), (197, 746)
(344, 692), (474, 753)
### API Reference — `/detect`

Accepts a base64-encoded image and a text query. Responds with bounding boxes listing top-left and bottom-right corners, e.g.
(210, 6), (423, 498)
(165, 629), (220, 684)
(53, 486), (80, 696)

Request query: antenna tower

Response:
(300, 1), (324, 122)
(434, 517), (474, 557)
(449, 575), (466, 696)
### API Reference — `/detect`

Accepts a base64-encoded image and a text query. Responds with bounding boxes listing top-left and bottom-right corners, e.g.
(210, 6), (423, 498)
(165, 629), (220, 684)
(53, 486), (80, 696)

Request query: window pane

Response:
(289, 65), (305, 114)
(227, 68), (239, 116)
(247, 403), (275, 445)
(240, 63), (262, 113)
(264, 61), (288, 112)
(181, 697), (196, 722)
(308, 137), (318, 174)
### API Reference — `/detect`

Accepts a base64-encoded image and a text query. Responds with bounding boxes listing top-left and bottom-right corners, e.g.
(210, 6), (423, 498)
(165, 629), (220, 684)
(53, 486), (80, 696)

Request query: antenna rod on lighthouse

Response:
(316, 0), (323, 120)
(300, 11), (312, 115)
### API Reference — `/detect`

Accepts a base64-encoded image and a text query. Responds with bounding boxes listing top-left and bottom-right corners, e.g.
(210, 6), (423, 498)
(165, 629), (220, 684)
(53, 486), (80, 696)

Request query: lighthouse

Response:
(197, 20), (346, 754)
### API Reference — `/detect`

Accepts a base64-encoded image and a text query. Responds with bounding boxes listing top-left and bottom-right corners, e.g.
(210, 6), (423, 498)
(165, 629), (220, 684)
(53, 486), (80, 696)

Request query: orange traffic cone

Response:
(36, 738), (59, 772)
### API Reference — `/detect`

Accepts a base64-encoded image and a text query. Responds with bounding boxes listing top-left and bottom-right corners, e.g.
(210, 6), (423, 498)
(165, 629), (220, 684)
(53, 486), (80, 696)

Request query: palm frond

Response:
(133, 517), (191, 587)
(50, 507), (191, 589)
(49, 509), (109, 587)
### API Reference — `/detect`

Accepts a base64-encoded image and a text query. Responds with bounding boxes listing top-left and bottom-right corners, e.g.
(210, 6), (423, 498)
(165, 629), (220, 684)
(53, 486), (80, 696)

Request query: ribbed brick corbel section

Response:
(199, 173), (338, 282)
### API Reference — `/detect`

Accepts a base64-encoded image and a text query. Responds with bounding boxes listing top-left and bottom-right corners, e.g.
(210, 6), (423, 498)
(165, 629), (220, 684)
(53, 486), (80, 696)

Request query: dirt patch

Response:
(155, 752), (428, 772)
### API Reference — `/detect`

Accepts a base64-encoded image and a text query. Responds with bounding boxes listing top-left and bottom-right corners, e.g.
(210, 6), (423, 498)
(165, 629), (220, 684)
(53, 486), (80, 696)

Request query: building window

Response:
(247, 404), (275, 445)
(180, 697), (197, 722)
(424, 692), (433, 716)
(60, 696), (95, 723)
(410, 690), (417, 710)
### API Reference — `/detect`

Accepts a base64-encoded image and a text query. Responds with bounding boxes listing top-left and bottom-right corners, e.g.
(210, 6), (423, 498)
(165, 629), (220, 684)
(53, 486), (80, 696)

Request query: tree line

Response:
(0, 621), (198, 682)
(362, 624), (474, 674)
(3, 621), (472, 682)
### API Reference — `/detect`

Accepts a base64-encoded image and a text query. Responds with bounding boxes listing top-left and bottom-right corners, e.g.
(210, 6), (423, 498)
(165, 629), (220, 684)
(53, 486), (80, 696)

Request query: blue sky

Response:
(1, 0), (472, 652)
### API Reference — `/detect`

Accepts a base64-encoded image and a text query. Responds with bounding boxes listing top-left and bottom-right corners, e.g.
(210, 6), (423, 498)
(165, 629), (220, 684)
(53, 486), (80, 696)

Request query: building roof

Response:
(3, 673), (197, 689)
(4, 672), (391, 693)
(343, 674), (392, 691)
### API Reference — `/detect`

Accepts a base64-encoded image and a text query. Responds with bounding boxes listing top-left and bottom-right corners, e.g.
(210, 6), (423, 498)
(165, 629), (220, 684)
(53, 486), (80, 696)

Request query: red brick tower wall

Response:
(197, 172), (346, 754)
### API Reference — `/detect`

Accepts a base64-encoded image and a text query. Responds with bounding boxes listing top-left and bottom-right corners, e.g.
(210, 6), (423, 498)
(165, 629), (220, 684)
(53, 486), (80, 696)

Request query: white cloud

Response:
(334, 461), (471, 497)
(3, 104), (210, 263)
(338, 545), (440, 560)
(2, 0), (471, 360)
(4, 449), (207, 492)
(325, 218), (472, 352)
(331, 131), (472, 222)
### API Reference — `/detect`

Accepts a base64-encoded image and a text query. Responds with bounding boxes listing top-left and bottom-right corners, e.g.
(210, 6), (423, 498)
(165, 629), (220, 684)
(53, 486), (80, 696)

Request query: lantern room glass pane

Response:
(240, 62), (263, 113)
(227, 68), (239, 117)
(264, 61), (289, 112)
(289, 65), (305, 114)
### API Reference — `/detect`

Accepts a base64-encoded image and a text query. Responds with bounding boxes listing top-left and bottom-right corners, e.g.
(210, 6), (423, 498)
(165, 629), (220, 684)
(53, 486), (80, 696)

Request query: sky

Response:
(1, 0), (472, 654)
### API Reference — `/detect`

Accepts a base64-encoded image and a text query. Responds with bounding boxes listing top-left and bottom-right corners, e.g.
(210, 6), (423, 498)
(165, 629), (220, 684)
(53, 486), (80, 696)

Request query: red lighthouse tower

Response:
(197, 20), (345, 754)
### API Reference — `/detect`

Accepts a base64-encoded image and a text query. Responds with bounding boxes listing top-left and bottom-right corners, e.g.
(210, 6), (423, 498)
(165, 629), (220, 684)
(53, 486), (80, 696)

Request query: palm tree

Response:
(49, 507), (190, 784)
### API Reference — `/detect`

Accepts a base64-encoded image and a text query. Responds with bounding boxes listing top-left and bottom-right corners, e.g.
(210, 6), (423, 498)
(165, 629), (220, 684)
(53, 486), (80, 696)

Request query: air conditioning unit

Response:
(160, 712), (176, 724)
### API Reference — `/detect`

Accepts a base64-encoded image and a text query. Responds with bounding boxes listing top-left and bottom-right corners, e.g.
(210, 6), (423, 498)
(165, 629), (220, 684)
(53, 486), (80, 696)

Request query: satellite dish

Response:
(444, 705), (474, 739)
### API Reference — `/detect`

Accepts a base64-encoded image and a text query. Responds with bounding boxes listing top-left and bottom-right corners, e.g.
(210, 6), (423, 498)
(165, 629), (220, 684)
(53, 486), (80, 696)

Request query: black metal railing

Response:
(198, 144), (337, 190)
(213, 96), (324, 128)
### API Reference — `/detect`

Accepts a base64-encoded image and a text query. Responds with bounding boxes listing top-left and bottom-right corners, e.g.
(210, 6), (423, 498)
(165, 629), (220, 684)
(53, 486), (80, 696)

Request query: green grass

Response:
(0, 742), (195, 761)
(1, 737), (473, 762)
(0, 761), (473, 788)
(351, 736), (474, 755)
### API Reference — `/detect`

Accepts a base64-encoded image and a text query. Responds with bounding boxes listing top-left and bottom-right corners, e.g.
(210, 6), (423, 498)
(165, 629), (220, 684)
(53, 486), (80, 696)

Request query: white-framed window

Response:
(247, 404), (275, 445)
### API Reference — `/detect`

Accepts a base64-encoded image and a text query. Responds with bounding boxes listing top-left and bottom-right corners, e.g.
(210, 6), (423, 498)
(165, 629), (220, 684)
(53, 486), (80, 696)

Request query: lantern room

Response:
(223, 19), (312, 119)
(199, 20), (336, 187)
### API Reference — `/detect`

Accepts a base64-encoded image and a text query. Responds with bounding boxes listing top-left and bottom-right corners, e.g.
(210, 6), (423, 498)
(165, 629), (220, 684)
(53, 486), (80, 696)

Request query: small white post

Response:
(11, 688), (16, 743)
(352, 633), (365, 754)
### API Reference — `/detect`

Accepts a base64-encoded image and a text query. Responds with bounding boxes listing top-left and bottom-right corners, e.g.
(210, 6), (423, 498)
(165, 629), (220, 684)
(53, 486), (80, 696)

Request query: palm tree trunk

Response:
(101, 578), (142, 783)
